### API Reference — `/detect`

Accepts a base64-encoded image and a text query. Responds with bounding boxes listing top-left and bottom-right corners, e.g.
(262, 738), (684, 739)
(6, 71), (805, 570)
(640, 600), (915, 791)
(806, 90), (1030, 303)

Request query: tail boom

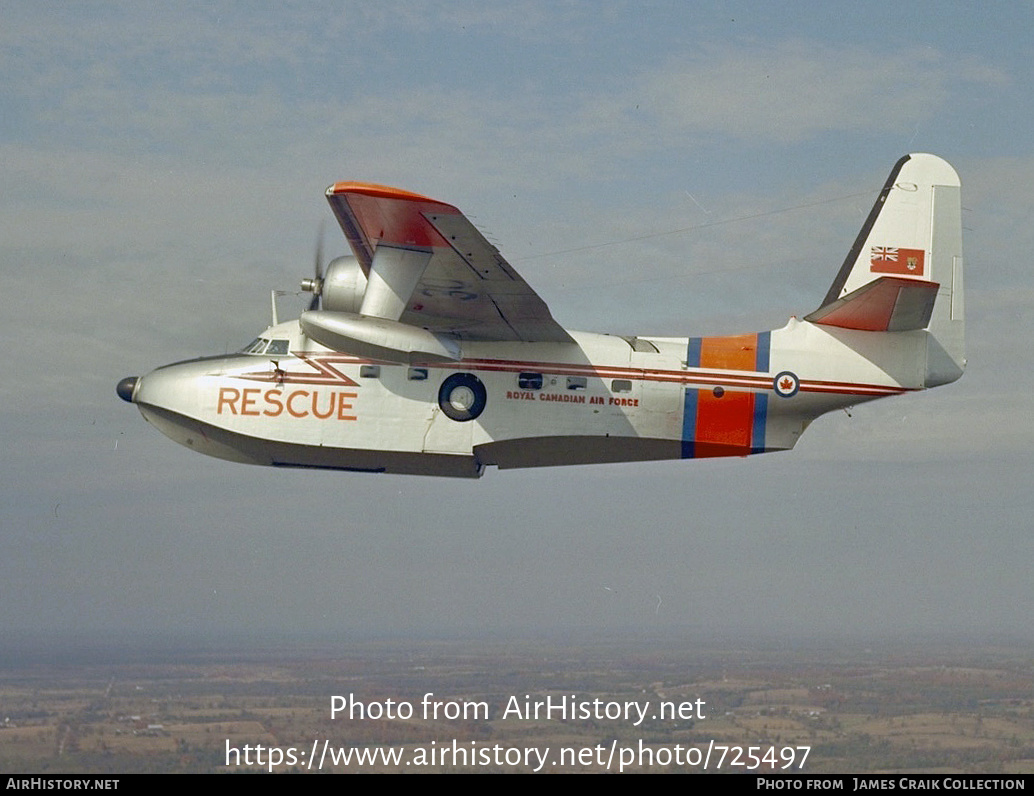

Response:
(683, 154), (966, 456)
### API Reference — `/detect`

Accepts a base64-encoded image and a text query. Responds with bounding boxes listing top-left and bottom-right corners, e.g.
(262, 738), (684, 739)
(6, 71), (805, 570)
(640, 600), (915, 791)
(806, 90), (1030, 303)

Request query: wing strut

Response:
(360, 247), (432, 321)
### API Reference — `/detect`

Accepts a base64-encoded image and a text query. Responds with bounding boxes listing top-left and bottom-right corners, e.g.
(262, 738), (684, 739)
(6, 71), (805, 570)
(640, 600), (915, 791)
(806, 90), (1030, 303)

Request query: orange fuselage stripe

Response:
(691, 333), (759, 456)
(698, 333), (760, 371)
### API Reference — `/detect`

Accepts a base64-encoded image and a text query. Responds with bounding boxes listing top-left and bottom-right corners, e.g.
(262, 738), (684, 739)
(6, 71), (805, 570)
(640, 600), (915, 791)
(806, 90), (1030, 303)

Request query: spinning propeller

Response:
(300, 221), (325, 311)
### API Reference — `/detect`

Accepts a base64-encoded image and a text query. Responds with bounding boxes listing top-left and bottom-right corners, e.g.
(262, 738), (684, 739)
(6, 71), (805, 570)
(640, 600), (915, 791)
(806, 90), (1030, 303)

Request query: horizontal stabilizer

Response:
(805, 277), (939, 332)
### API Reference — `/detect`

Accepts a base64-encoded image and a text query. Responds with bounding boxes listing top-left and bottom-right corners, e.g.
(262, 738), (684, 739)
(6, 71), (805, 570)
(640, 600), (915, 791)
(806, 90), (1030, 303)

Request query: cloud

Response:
(3, 4), (1034, 646)
(632, 42), (1007, 143)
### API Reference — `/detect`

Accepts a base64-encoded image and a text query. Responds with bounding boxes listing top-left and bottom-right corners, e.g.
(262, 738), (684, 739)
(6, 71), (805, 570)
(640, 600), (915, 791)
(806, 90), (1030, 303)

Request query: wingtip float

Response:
(118, 154), (964, 477)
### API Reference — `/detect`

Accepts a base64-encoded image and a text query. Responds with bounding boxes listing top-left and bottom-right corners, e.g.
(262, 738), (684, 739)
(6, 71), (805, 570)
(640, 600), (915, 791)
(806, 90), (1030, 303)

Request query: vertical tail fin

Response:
(807, 153), (965, 386)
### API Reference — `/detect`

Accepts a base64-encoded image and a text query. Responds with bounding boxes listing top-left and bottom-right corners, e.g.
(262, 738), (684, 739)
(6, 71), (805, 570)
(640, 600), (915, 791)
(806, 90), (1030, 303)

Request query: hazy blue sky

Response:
(2, 1), (1032, 640)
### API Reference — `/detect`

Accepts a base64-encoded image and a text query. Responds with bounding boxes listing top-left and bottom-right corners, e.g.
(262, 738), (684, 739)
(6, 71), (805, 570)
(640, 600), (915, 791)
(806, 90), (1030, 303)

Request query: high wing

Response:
(324, 182), (573, 343)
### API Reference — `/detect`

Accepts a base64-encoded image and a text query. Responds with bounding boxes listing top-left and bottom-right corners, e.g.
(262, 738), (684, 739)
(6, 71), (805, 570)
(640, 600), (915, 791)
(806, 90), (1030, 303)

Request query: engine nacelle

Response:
(320, 255), (368, 314)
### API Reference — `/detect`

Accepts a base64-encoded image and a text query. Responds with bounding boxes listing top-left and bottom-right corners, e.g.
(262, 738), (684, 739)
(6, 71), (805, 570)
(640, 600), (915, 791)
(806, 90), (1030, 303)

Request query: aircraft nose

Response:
(116, 376), (139, 403)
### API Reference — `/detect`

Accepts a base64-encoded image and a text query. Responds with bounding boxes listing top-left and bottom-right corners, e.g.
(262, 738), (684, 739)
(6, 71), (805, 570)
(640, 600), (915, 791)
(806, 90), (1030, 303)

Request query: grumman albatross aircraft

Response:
(117, 154), (964, 478)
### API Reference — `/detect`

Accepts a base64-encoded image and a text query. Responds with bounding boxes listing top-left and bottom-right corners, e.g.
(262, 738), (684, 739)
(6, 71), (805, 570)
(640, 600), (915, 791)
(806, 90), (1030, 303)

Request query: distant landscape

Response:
(2, 632), (1032, 774)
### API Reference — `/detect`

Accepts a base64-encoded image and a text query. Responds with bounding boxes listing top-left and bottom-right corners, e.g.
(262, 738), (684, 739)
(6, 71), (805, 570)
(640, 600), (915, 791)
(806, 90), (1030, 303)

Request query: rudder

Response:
(810, 153), (965, 387)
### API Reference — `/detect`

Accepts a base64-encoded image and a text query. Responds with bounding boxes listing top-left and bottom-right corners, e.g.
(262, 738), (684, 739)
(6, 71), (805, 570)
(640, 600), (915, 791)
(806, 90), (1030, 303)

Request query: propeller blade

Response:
(305, 220), (326, 311)
(314, 219), (325, 283)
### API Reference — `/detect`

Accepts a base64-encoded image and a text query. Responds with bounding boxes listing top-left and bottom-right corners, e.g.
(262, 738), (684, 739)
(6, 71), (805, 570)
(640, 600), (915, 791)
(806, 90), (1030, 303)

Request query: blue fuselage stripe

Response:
(681, 387), (698, 458)
(755, 330), (771, 373)
(686, 337), (702, 369)
(751, 392), (768, 454)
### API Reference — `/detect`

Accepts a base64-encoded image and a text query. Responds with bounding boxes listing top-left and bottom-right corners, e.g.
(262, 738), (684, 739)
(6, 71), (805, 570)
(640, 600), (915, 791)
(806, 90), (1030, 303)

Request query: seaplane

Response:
(117, 154), (965, 478)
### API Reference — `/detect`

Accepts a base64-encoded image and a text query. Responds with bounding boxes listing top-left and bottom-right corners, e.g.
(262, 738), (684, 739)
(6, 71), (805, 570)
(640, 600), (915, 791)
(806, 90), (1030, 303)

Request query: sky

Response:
(2, 1), (1033, 643)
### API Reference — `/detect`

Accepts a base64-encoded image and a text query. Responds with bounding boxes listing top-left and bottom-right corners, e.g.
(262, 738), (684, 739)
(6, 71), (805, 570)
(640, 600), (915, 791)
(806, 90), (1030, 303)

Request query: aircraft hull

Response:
(118, 154), (964, 477)
(128, 324), (919, 477)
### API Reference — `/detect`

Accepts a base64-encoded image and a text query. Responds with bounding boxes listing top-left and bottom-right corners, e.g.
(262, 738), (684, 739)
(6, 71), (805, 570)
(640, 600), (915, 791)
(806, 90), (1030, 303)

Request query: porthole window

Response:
(438, 373), (487, 421)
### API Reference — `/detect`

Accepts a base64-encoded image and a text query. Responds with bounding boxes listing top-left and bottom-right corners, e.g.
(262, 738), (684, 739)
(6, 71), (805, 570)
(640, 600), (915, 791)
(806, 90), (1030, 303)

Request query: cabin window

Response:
(612, 379), (632, 393)
(567, 376), (587, 390)
(408, 368), (428, 381)
(360, 365), (381, 378)
(266, 339), (290, 356)
(518, 372), (543, 390)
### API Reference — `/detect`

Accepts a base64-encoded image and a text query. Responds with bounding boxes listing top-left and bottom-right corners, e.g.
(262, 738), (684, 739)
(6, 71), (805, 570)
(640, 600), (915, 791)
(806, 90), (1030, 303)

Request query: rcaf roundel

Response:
(773, 371), (800, 398)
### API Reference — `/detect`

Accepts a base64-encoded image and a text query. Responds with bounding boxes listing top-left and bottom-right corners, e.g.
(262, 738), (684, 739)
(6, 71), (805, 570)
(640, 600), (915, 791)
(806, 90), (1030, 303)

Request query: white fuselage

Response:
(118, 154), (965, 477)
(128, 317), (920, 478)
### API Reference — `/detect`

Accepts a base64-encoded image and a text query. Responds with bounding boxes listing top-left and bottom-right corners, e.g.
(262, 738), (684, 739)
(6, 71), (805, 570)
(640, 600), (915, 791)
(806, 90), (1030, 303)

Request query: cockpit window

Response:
(241, 337), (290, 355)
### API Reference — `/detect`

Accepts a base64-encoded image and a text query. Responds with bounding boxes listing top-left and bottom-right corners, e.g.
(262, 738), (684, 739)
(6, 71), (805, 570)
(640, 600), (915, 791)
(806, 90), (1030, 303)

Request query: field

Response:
(2, 634), (1033, 774)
